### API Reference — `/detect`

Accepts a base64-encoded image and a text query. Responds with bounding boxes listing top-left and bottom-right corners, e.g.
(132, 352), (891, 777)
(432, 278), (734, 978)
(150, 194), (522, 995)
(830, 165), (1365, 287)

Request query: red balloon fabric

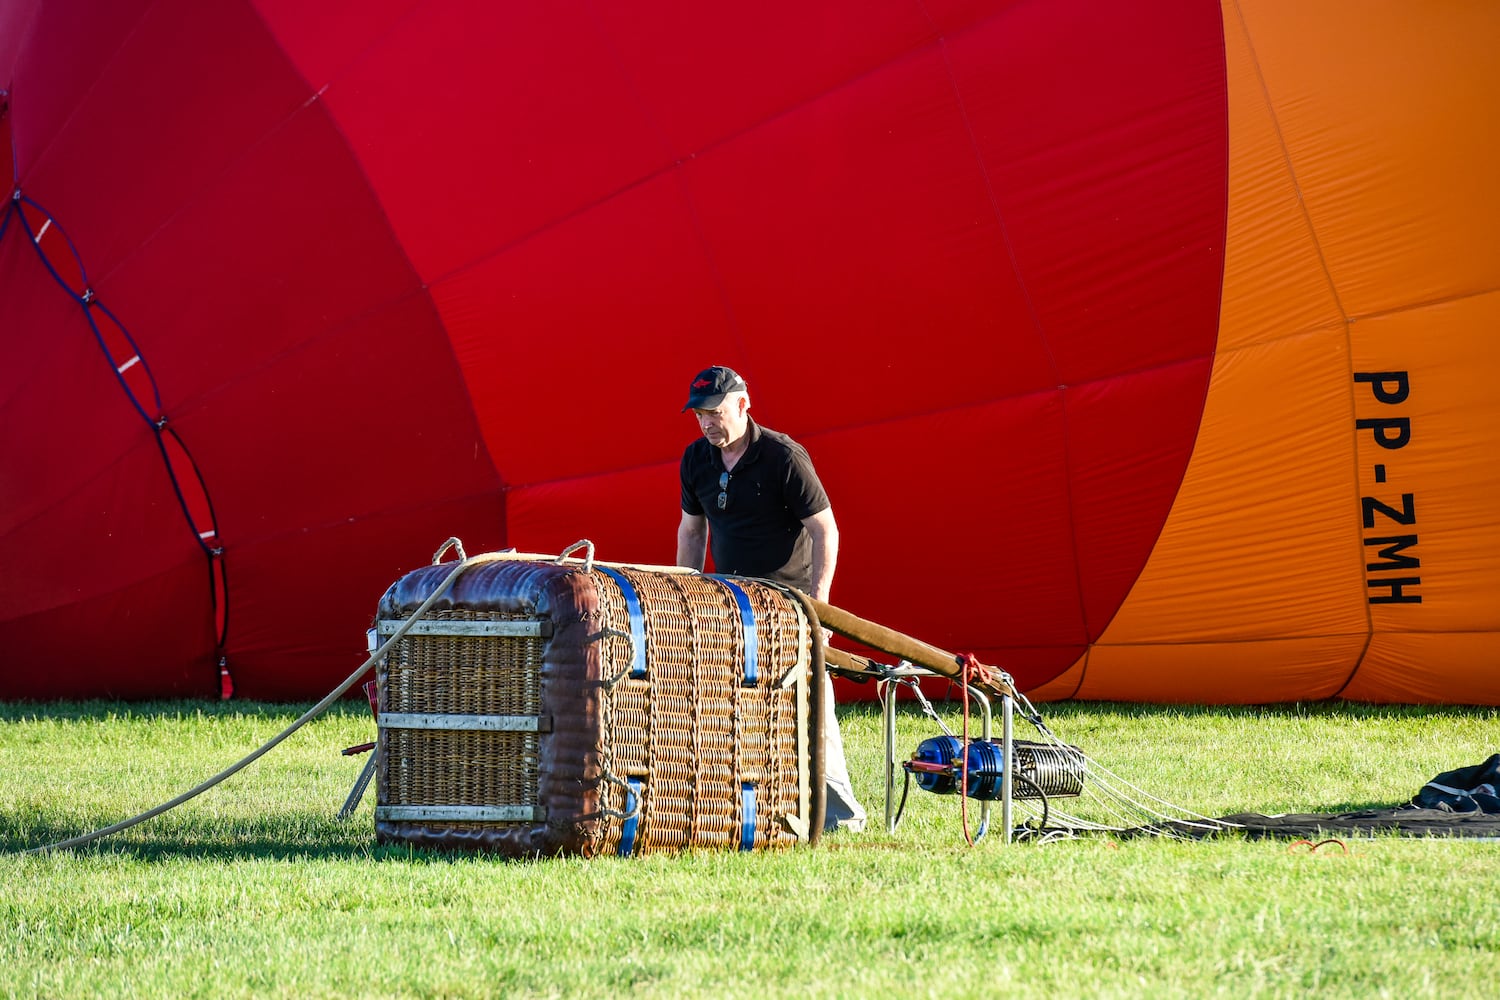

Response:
(5, 1), (1495, 704)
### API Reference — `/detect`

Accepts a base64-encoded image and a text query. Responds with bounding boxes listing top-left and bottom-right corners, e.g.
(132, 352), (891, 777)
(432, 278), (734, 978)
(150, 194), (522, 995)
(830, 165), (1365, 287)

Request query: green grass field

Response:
(2, 697), (1496, 999)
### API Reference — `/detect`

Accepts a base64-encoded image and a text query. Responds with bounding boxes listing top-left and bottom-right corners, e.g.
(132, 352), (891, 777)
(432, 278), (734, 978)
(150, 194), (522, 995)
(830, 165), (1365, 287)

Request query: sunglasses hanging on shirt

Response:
(717, 471), (730, 510)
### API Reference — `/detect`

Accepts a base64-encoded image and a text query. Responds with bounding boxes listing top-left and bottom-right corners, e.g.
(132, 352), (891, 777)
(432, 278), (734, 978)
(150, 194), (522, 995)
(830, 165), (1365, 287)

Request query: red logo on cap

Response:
(693, 378), (713, 388)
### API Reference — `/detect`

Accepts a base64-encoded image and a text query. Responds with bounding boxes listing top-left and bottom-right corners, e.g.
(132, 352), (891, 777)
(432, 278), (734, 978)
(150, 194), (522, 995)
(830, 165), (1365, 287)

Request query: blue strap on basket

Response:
(711, 576), (759, 686)
(618, 777), (643, 857)
(740, 783), (757, 851)
(596, 567), (647, 679)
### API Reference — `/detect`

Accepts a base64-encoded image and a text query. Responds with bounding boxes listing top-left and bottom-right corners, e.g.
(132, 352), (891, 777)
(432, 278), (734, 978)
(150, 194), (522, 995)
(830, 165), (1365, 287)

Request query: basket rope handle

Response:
(431, 537), (468, 564)
(597, 765), (644, 822)
(556, 539), (596, 572)
(593, 628), (638, 690)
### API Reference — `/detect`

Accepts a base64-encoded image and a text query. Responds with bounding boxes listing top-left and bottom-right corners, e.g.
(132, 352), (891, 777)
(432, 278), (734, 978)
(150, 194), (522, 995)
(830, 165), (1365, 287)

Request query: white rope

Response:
(901, 691), (1240, 840)
(1004, 725), (1241, 837)
(23, 538), (508, 855)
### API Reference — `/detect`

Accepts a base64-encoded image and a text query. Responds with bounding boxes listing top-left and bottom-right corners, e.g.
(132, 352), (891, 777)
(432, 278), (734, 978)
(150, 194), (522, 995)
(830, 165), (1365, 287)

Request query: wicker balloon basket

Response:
(372, 555), (818, 857)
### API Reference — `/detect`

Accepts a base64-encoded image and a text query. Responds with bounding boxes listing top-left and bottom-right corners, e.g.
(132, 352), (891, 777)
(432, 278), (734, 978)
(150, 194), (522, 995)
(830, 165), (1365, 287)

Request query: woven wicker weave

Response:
(374, 559), (812, 857)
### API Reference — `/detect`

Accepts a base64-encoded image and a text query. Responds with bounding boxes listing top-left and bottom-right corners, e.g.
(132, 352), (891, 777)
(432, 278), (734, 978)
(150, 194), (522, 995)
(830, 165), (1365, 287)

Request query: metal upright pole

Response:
(883, 679), (898, 834)
(1001, 693), (1014, 844)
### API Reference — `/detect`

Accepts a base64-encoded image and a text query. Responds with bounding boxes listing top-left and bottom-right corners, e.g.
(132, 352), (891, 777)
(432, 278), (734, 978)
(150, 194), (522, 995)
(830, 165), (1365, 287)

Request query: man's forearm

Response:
(805, 511), (839, 602)
(808, 548), (836, 601)
(677, 518), (708, 570)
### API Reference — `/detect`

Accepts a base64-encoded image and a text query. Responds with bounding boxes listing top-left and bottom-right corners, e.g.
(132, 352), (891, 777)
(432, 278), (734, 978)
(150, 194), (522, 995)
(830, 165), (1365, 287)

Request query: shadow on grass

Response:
(0, 810), (555, 865)
(0, 698), (370, 724)
(857, 698), (1497, 721)
(6, 697), (1493, 727)
(5, 699), (1492, 856)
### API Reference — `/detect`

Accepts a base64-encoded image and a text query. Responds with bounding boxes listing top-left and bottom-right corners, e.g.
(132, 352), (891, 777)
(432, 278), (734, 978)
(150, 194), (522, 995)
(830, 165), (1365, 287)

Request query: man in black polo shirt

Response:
(676, 365), (866, 832)
(676, 367), (837, 594)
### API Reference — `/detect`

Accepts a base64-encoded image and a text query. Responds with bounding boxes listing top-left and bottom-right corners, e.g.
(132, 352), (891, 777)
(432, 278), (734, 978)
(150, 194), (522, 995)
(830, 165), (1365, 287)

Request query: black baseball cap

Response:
(682, 365), (747, 411)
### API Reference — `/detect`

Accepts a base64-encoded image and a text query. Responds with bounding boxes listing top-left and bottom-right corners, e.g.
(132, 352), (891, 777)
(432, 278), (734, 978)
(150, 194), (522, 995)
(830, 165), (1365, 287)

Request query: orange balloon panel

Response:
(1349, 296), (1500, 633)
(1213, 2), (1342, 352)
(1086, 330), (1370, 655)
(1233, 0), (1500, 316)
(1076, 0), (1500, 703)
(1041, 637), (1366, 705)
(1345, 633), (1500, 706)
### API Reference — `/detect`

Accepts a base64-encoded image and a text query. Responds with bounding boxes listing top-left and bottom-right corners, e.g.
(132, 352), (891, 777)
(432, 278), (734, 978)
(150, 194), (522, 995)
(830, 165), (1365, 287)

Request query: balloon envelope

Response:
(2, 0), (1497, 704)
